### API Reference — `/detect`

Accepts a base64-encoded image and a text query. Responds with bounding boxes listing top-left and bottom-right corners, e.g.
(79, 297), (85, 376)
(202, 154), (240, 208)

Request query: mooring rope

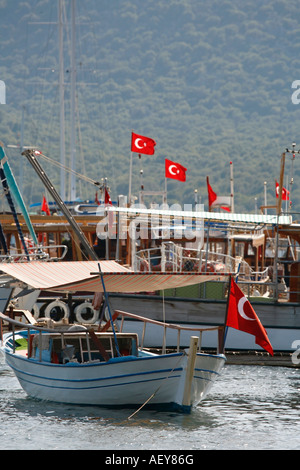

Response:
(127, 351), (186, 420)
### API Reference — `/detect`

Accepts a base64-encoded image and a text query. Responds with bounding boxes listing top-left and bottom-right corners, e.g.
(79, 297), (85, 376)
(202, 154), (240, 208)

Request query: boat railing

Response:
(135, 242), (235, 273)
(135, 242), (268, 282)
(112, 309), (225, 354)
(0, 244), (68, 262)
(0, 309), (226, 360)
(0, 311), (138, 363)
(237, 259), (269, 282)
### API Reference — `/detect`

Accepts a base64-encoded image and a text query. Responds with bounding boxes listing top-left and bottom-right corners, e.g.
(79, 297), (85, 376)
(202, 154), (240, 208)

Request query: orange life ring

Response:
(201, 263), (215, 273)
(140, 259), (149, 272)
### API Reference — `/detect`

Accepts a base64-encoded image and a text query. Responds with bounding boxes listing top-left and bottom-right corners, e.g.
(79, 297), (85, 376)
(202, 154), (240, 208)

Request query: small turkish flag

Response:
(165, 158), (187, 182)
(104, 188), (112, 206)
(275, 181), (289, 201)
(131, 132), (156, 155)
(206, 176), (217, 207)
(41, 195), (50, 216)
(226, 279), (273, 355)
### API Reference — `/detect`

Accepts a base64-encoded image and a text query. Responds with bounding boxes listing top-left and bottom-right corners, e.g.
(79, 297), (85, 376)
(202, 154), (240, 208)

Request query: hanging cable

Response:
(36, 150), (102, 188)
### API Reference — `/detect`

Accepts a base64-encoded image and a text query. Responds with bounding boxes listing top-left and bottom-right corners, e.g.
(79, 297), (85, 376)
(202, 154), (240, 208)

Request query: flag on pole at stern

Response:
(226, 279), (273, 355)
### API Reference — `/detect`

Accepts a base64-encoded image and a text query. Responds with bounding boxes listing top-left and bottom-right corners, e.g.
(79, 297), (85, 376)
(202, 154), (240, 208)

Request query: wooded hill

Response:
(0, 0), (300, 214)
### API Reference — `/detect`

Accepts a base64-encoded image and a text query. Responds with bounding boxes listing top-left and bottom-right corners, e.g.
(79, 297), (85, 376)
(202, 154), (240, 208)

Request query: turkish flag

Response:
(95, 191), (100, 205)
(104, 188), (112, 206)
(131, 132), (156, 155)
(226, 279), (273, 355)
(41, 195), (50, 216)
(275, 181), (289, 201)
(206, 176), (217, 207)
(165, 158), (187, 182)
(207, 176), (231, 211)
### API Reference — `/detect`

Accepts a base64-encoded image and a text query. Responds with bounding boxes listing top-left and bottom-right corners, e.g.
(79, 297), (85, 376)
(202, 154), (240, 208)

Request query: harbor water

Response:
(0, 355), (299, 451)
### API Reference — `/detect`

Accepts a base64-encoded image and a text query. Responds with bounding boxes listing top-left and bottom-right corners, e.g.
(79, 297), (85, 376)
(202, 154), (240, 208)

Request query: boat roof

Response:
(110, 207), (292, 226)
(0, 260), (231, 293)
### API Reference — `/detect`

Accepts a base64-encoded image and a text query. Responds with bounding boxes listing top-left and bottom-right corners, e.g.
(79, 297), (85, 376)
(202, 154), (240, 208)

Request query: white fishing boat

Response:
(0, 300), (225, 414)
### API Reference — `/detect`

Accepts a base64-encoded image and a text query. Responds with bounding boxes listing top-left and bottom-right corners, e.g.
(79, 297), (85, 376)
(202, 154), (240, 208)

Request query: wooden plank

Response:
(88, 329), (110, 361)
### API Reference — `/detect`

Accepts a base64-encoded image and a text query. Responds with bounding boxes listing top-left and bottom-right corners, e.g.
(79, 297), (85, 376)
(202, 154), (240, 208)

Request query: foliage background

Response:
(0, 0), (300, 214)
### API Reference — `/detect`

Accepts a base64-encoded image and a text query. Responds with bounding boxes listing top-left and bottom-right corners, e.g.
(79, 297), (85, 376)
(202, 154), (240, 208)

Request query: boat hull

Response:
(2, 347), (225, 412)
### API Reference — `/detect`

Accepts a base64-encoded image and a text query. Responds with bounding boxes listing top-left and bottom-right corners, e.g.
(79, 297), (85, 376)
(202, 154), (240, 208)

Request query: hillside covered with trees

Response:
(0, 0), (300, 214)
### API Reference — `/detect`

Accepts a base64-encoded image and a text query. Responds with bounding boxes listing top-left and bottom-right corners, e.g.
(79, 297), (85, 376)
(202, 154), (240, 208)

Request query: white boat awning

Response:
(0, 260), (230, 293)
(110, 206), (292, 226)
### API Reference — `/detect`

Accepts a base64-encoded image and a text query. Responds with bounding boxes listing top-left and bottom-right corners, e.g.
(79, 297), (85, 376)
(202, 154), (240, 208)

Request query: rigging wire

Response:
(31, 150), (100, 261)
(36, 151), (101, 188)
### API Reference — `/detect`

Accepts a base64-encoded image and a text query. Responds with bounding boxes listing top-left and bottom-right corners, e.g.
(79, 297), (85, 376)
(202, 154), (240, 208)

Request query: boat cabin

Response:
(19, 330), (138, 364)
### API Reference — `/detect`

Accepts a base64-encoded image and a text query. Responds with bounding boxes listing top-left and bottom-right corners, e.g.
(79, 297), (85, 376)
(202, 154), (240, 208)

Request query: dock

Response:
(224, 350), (298, 368)
(146, 347), (299, 367)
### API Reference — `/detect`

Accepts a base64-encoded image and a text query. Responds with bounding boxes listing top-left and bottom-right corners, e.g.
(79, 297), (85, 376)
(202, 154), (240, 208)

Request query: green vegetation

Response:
(0, 0), (300, 214)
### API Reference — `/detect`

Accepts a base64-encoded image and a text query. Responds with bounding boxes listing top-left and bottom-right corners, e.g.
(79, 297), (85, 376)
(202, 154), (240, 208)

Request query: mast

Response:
(22, 149), (98, 261)
(230, 161), (234, 212)
(70, 0), (76, 201)
(58, 0), (66, 201)
(0, 144), (38, 248)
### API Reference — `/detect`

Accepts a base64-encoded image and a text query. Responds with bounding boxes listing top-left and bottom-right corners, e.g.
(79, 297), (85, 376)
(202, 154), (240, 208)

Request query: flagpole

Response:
(276, 152), (285, 215)
(221, 261), (241, 352)
(97, 262), (121, 357)
(164, 177), (167, 204)
(128, 151), (133, 206)
(221, 274), (232, 353)
(286, 174), (288, 213)
(264, 181), (267, 215)
(230, 161), (234, 212)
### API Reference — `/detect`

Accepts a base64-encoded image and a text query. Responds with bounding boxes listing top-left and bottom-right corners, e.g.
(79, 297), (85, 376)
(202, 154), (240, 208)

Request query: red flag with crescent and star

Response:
(275, 180), (290, 201)
(104, 188), (112, 206)
(226, 279), (273, 355)
(165, 158), (187, 182)
(131, 132), (156, 155)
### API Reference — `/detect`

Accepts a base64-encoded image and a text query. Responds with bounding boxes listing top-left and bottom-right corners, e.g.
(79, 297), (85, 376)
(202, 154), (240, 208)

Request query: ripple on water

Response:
(0, 363), (299, 449)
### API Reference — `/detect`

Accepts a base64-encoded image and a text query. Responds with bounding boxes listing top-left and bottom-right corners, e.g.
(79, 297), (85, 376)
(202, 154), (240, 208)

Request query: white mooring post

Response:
(182, 336), (198, 408)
